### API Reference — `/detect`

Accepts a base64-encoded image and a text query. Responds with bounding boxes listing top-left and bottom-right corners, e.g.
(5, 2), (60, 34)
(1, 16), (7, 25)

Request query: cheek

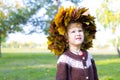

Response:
(68, 34), (75, 41)
(82, 32), (84, 38)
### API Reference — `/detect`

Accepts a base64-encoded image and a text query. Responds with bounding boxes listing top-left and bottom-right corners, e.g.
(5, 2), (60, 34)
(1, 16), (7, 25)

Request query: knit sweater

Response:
(56, 50), (98, 80)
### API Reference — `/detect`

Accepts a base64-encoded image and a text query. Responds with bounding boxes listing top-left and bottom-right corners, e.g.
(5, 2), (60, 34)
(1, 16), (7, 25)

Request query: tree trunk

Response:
(117, 44), (120, 57)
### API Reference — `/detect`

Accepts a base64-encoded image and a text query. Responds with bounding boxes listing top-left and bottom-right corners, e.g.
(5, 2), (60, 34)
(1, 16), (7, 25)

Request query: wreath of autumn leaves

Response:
(47, 6), (96, 56)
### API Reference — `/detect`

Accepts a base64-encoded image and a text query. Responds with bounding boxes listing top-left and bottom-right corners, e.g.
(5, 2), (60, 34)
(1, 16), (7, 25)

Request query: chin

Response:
(75, 43), (82, 45)
(75, 42), (83, 44)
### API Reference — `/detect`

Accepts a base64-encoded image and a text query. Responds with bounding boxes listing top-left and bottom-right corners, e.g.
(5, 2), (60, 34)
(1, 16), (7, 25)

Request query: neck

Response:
(69, 44), (81, 55)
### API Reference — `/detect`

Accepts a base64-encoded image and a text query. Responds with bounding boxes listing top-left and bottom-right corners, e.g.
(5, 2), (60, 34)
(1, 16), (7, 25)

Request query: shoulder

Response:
(57, 52), (70, 64)
(86, 51), (93, 59)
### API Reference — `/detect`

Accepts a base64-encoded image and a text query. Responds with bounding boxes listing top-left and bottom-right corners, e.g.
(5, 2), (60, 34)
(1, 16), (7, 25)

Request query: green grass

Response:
(0, 53), (57, 80)
(0, 53), (120, 80)
(94, 55), (120, 80)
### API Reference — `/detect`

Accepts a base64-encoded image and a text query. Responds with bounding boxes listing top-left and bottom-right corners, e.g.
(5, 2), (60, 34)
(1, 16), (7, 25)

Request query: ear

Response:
(82, 9), (90, 16)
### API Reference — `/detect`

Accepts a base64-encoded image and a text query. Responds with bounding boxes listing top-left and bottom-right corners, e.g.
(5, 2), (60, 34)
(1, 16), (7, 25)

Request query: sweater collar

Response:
(64, 50), (88, 61)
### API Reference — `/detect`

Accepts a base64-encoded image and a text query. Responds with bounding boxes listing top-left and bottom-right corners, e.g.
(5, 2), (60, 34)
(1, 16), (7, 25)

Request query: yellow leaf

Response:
(51, 49), (60, 55)
(47, 40), (52, 45)
(84, 22), (90, 25)
(54, 7), (64, 27)
(58, 26), (65, 35)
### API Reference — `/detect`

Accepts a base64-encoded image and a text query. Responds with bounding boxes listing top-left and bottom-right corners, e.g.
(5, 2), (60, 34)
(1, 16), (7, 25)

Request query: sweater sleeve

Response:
(56, 54), (68, 80)
(56, 62), (68, 80)
(91, 59), (99, 80)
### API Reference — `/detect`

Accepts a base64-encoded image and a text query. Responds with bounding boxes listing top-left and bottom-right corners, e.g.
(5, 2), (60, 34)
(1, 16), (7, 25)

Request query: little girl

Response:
(47, 6), (98, 80)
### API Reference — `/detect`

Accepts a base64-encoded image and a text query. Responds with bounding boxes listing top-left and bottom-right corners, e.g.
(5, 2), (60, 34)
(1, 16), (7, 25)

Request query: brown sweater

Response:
(56, 50), (98, 80)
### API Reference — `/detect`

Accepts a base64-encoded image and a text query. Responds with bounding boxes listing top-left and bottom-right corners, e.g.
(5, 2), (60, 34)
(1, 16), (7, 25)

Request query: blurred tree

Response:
(0, 0), (83, 57)
(0, 0), (42, 42)
(0, 0), (39, 57)
(24, 0), (83, 34)
(96, 0), (120, 57)
(0, 0), (83, 42)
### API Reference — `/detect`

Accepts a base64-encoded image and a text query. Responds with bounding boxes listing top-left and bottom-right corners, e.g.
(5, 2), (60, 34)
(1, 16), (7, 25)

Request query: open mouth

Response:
(76, 38), (81, 40)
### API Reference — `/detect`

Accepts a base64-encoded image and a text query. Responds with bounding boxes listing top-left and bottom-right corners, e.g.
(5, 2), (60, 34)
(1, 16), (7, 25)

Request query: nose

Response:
(76, 31), (80, 36)
(76, 33), (80, 37)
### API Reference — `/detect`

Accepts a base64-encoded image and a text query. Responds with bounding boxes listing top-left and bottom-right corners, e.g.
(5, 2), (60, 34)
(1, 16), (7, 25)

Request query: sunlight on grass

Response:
(0, 64), (56, 71)
(22, 64), (56, 69)
(100, 76), (114, 80)
(97, 58), (120, 65)
(96, 56), (120, 80)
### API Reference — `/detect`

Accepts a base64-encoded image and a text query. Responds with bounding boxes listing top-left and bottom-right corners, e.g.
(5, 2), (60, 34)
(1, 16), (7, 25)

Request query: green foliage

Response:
(0, 1), (37, 42)
(96, 0), (120, 32)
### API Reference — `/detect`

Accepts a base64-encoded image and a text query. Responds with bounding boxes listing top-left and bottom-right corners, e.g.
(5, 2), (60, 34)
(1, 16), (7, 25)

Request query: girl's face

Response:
(67, 23), (84, 47)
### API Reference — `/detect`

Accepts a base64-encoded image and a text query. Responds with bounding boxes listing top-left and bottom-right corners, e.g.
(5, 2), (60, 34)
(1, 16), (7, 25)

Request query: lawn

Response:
(0, 52), (120, 80)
